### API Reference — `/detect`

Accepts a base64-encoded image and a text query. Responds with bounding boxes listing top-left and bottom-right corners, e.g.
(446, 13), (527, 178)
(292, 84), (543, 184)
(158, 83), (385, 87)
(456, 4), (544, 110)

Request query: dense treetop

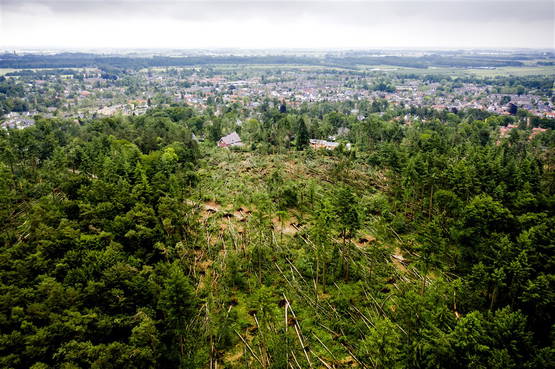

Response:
(0, 102), (553, 368)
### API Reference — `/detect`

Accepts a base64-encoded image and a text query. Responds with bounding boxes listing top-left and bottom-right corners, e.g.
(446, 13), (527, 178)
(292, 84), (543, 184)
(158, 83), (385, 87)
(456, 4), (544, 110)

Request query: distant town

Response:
(1, 50), (554, 140)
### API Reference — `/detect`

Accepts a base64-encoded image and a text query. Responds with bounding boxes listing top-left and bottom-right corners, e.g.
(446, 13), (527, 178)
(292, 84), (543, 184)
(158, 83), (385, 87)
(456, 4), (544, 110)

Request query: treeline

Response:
(327, 55), (524, 69)
(4, 69), (83, 78)
(0, 53), (532, 70)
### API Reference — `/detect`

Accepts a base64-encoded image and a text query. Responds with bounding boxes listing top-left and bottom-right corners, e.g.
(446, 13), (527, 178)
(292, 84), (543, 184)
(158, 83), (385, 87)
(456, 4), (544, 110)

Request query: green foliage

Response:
(358, 318), (403, 369)
(0, 104), (553, 368)
(295, 117), (310, 150)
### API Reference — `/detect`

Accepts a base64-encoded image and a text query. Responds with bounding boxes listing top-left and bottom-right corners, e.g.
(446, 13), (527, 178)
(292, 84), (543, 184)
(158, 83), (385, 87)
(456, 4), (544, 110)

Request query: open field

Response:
(464, 66), (555, 77)
(426, 66), (553, 77)
(0, 68), (19, 76)
(3, 62), (554, 77)
(219, 63), (555, 77)
(357, 64), (555, 77)
(210, 63), (357, 72)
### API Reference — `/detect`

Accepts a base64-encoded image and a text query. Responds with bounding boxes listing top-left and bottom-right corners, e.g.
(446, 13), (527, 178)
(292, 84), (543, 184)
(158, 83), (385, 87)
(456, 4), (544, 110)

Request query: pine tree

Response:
(296, 118), (309, 150)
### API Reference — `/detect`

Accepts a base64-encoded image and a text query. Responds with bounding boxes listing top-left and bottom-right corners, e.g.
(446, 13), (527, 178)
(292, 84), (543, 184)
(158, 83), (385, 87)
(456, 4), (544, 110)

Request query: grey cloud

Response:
(1, 0), (553, 48)
(2, 1), (554, 24)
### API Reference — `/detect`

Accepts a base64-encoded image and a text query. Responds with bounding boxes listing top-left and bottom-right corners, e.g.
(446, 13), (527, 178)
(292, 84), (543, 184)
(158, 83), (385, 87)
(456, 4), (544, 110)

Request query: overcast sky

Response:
(0, 0), (553, 50)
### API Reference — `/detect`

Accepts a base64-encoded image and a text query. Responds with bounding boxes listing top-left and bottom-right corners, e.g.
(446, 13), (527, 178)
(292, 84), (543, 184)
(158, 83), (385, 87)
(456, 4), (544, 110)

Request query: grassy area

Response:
(212, 64), (356, 72)
(4, 63), (552, 77)
(357, 64), (413, 71)
(379, 65), (555, 77)
(465, 65), (555, 77)
(0, 68), (19, 76)
(219, 63), (555, 77)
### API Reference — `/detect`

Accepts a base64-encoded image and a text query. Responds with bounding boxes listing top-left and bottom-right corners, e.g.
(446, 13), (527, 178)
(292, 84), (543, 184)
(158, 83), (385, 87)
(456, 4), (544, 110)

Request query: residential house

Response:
(309, 139), (351, 150)
(218, 132), (243, 147)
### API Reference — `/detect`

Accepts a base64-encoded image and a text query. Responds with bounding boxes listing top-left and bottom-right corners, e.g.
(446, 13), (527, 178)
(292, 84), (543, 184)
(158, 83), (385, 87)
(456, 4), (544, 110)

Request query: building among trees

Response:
(309, 139), (351, 150)
(218, 131), (243, 147)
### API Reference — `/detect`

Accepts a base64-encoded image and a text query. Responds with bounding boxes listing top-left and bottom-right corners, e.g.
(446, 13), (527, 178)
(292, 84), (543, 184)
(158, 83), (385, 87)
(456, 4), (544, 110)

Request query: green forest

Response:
(0, 52), (531, 70)
(1, 104), (554, 368)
